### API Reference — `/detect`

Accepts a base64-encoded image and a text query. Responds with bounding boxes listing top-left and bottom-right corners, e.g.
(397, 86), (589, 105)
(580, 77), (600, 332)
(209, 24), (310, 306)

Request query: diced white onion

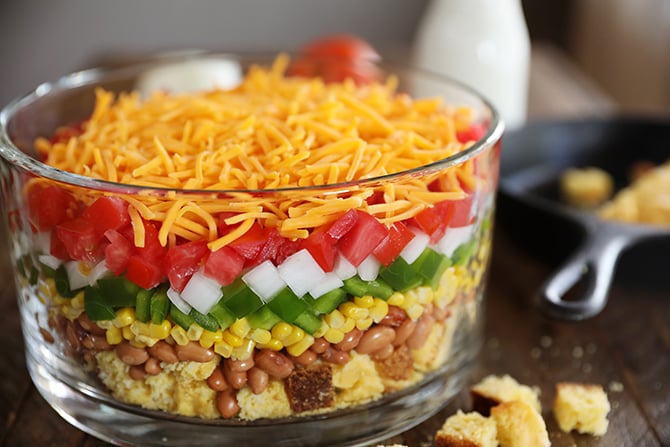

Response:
(333, 253), (357, 280)
(38, 254), (61, 271)
(400, 228), (430, 264)
(357, 254), (381, 281)
(309, 272), (344, 299)
(65, 261), (89, 291)
(242, 260), (286, 302)
(180, 268), (222, 314)
(136, 57), (242, 97)
(167, 287), (192, 314)
(436, 225), (474, 257)
(277, 249), (327, 297)
(86, 260), (111, 286)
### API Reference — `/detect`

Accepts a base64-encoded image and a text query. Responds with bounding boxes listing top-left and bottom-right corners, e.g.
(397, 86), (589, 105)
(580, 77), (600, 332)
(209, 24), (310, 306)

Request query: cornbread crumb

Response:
(434, 410), (498, 447)
(553, 382), (610, 436)
(285, 364), (334, 413)
(237, 380), (292, 420)
(561, 167), (613, 208)
(470, 374), (541, 416)
(491, 401), (550, 447)
(332, 352), (384, 403)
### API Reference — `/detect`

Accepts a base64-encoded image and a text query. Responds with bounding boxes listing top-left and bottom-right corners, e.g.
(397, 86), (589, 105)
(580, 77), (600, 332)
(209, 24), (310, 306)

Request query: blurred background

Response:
(1, 0), (669, 116)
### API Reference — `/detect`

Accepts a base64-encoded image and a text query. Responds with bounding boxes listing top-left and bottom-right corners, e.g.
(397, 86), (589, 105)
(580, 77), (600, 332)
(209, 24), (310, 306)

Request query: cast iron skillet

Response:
(498, 117), (670, 321)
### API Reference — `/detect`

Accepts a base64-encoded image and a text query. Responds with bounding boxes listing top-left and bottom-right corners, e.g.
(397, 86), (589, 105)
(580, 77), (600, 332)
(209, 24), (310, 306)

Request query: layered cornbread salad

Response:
(12, 53), (498, 420)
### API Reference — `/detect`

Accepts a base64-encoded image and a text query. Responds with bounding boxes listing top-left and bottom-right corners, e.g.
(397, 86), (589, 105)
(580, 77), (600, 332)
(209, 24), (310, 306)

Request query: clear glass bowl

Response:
(0, 53), (503, 446)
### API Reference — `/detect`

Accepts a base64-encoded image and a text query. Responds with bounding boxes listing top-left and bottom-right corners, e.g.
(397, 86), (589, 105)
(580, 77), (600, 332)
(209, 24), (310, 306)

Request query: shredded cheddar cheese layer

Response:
(34, 55), (480, 249)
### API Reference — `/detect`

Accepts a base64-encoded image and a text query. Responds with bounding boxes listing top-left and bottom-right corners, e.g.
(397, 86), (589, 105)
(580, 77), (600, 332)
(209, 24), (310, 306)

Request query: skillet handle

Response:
(536, 223), (630, 320)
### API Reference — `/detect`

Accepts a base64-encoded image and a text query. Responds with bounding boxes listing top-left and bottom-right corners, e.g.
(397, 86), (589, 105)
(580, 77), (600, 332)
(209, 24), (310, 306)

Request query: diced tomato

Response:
(456, 122), (486, 143)
(55, 217), (102, 262)
(103, 229), (133, 275)
(82, 196), (130, 237)
(27, 185), (74, 230)
(229, 222), (266, 260)
(290, 34), (382, 84)
(450, 195), (475, 227)
(275, 238), (301, 265)
(326, 209), (358, 241)
(366, 191), (385, 205)
(412, 200), (455, 244)
(337, 210), (388, 266)
(373, 221), (415, 266)
(126, 255), (163, 289)
(49, 122), (84, 145)
(134, 221), (166, 262)
(250, 228), (301, 267)
(301, 230), (338, 271)
(50, 231), (70, 260)
(204, 246), (244, 286)
(164, 240), (209, 291)
(216, 212), (239, 235)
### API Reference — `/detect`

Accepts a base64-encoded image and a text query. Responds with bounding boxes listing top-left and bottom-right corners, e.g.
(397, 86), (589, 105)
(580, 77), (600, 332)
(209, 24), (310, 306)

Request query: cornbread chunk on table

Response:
(490, 401), (550, 447)
(434, 410), (498, 447)
(553, 382), (610, 435)
(470, 374), (541, 416)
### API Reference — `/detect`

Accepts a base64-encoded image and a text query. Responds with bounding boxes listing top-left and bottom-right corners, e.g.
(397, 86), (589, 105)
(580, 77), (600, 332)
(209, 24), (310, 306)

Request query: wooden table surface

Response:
(1, 44), (668, 447)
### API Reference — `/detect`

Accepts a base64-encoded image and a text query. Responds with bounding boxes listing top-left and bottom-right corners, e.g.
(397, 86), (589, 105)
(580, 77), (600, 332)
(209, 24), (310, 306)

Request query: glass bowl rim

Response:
(0, 51), (504, 195)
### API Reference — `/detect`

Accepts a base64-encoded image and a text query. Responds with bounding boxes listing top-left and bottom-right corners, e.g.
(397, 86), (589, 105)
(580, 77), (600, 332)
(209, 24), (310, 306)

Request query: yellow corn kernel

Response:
(71, 291), (85, 310)
(97, 320), (114, 330)
(370, 298), (389, 323)
(342, 317), (356, 333)
(42, 278), (57, 295)
(261, 338), (284, 351)
(105, 326), (123, 345)
(312, 321), (328, 338)
(170, 325), (190, 346)
(353, 295), (375, 308)
(324, 327), (344, 344)
(355, 317), (374, 330)
(114, 308), (136, 328)
(230, 318), (251, 338)
(62, 305), (82, 320)
(231, 338), (255, 360)
(324, 309), (345, 329)
(250, 328), (272, 345)
(135, 335), (158, 347)
(129, 339), (146, 348)
(214, 340), (234, 358)
(271, 322), (293, 342)
(149, 321), (172, 340)
(286, 334), (314, 357)
(122, 325), (134, 340)
(187, 324), (204, 341)
(222, 330), (243, 347)
(283, 326), (305, 346)
(340, 302), (369, 320)
(130, 320), (151, 337)
(199, 329), (223, 349)
(387, 292), (405, 306)
(406, 303), (424, 321)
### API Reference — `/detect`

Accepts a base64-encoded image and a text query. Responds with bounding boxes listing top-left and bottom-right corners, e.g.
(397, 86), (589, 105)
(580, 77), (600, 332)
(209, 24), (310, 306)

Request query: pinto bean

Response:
(370, 343), (394, 360)
(228, 357), (255, 372)
(216, 390), (240, 419)
(129, 365), (146, 380)
(292, 349), (317, 367)
(310, 338), (330, 354)
(207, 366), (229, 392)
(223, 361), (248, 390)
(321, 346), (350, 365)
(379, 306), (407, 327)
(335, 328), (363, 352)
(116, 342), (149, 366)
(247, 367), (269, 394)
(148, 340), (179, 363)
(175, 341), (214, 363)
(65, 321), (81, 351)
(356, 326), (396, 354)
(406, 313), (436, 349)
(77, 313), (106, 335)
(144, 357), (162, 375)
(393, 318), (417, 347)
(254, 349), (294, 379)
(90, 334), (111, 351)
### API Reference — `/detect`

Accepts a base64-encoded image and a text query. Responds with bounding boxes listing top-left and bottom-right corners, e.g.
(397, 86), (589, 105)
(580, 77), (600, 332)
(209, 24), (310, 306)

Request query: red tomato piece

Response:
(412, 201), (455, 244)
(449, 195), (475, 227)
(134, 221), (167, 262)
(164, 240), (209, 291)
(204, 246), (244, 286)
(326, 209), (358, 241)
(216, 212), (239, 235)
(126, 255), (163, 289)
(228, 222), (266, 260)
(301, 231), (338, 271)
(373, 221), (415, 266)
(82, 196), (130, 237)
(50, 231), (70, 260)
(55, 217), (102, 262)
(337, 210), (388, 266)
(456, 122), (487, 143)
(28, 185), (74, 230)
(103, 229), (133, 275)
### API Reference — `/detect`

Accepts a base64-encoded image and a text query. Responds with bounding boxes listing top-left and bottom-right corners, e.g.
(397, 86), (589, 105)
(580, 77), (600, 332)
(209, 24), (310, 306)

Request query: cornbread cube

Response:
(470, 374), (541, 416)
(434, 410), (498, 447)
(560, 167), (613, 208)
(491, 401), (550, 447)
(553, 382), (610, 436)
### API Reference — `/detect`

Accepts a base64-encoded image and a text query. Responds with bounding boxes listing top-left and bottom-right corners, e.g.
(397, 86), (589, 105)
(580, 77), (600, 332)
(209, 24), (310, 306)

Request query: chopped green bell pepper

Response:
(411, 248), (451, 289)
(170, 305), (195, 330)
(222, 278), (264, 318)
(150, 287), (170, 324)
(267, 287), (307, 323)
(379, 257), (423, 292)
